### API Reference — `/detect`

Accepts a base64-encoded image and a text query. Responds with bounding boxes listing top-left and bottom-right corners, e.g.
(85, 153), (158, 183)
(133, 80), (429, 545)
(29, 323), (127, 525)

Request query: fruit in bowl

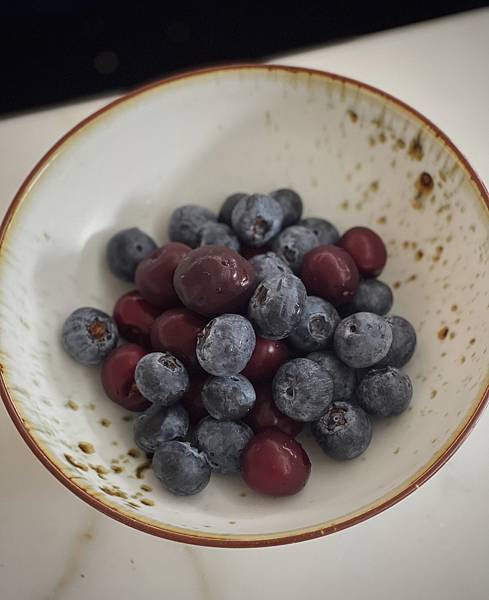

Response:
(0, 65), (487, 547)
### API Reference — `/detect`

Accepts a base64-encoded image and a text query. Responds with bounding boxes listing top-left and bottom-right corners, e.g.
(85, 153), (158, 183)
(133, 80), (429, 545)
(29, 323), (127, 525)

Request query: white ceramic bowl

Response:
(1, 65), (488, 547)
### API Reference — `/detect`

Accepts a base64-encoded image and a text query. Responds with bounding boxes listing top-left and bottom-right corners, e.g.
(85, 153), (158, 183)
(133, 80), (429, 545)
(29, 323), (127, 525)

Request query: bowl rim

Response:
(1, 63), (488, 548)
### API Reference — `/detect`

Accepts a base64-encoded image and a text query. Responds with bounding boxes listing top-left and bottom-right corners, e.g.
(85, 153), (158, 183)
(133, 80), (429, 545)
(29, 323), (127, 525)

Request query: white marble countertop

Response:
(1, 9), (488, 600)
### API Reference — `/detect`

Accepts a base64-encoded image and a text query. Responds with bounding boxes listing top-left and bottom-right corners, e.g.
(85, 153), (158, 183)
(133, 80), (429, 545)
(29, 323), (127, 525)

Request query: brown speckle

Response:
(441, 351), (447, 357)
(64, 454), (88, 471)
(460, 356), (466, 364)
(100, 418), (111, 427)
(90, 464), (109, 477)
(141, 498), (155, 507)
(239, 491), (247, 497)
(405, 274), (417, 283)
(370, 180), (379, 192)
(415, 249), (424, 261)
(229, 520), (236, 525)
(347, 109), (358, 123)
(449, 331), (456, 340)
(408, 136), (423, 161)
(111, 465), (124, 474)
(402, 241), (410, 249)
(393, 281), (401, 289)
(67, 400), (79, 411)
(128, 448), (141, 458)
(432, 438), (438, 444)
(122, 415), (134, 422)
(340, 200), (349, 210)
(438, 326), (449, 340)
(430, 390), (438, 399)
(136, 461), (151, 479)
(78, 442), (95, 455)
(451, 304), (458, 312)
(393, 447), (400, 455)
(88, 403), (96, 411)
(396, 138), (406, 150)
(141, 484), (152, 492)
(469, 338), (476, 345)
(111, 441), (118, 446)
(368, 136), (376, 147)
(101, 486), (128, 499)
(378, 132), (386, 143)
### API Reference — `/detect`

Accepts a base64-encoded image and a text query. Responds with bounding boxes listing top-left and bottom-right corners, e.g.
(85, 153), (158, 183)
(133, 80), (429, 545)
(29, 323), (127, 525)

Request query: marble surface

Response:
(1, 9), (488, 600)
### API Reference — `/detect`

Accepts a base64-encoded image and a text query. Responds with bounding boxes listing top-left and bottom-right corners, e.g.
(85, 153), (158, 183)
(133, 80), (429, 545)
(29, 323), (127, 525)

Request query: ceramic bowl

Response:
(1, 65), (488, 548)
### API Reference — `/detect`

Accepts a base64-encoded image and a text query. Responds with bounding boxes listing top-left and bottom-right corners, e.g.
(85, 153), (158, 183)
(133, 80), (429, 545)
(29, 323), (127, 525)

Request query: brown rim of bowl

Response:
(1, 63), (488, 548)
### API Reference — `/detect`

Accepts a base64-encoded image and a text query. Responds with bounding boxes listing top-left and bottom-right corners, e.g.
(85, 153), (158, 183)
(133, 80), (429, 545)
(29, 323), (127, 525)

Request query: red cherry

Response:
(240, 245), (271, 260)
(339, 226), (387, 277)
(173, 245), (256, 318)
(181, 376), (209, 424)
(135, 242), (191, 308)
(113, 290), (160, 347)
(241, 337), (289, 383)
(150, 308), (206, 372)
(101, 344), (150, 411)
(244, 384), (303, 437)
(301, 244), (359, 305)
(241, 428), (311, 496)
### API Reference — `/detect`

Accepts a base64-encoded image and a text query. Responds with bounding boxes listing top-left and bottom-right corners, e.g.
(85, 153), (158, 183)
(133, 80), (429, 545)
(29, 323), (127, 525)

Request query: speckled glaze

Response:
(0, 65), (488, 548)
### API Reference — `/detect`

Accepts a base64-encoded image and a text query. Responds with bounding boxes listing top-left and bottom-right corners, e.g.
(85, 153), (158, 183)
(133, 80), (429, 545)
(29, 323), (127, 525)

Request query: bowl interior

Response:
(1, 66), (488, 545)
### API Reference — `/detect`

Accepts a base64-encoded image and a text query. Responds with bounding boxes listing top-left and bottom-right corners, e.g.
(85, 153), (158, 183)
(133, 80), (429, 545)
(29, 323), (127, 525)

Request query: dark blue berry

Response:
(376, 315), (417, 368)
(134, 403), (189, 455)
(62, 307), (118, 366)
(169, 205), (217, 248)
(196, 314), (256, 376)
(289, 296), (340, 352)
(340, 279), (393, 316)
(199, 222), (240, 252)
(248, 273), (306, 340)
(194, 417), (253, 473)
(106, 228), (157, 282)
(273, 358), (333, 422)
(312, 401), (372, 460)
(152, 441), (211, 495)
(135, 352), (189, 405)
(356, 366), (413, 416)
(299, 217), (340, 245)
(249, 252), (292, 283)
(272, 225), (319, 273)
(231, 194), (283, 247)
(307, 350), (356, 401)
(202, 375), (256, 420)
(270, 189), (303, 226)
(334, 312), (393, 368)
(219, 193), (247, 226)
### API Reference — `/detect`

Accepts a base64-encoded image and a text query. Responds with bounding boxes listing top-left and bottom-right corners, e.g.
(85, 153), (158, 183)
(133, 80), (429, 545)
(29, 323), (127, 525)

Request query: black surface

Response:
(2, 1), (487, 116)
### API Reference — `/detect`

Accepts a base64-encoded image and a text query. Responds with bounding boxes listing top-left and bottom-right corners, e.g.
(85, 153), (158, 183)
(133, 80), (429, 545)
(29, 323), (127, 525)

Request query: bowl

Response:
(1, 65), (488, 548)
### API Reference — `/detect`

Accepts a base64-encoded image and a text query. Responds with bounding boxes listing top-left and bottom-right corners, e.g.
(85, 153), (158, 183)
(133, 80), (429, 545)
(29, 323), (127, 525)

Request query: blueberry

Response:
(356, 366), (413, 416)
(271, 225), (319, 273)
(196, 314), (256, 376)
(289, 296), (340, 352)
(152, 441), (211, 495)
(135, 352), (189, 405)
(299, 217), (340, 245)
(194, 417), (254, 473)
(334, 312), (393, 368)
(231, 193), (283, 247)
(270, 189), (303, 226)
(249, 251), (292, 283)
(312, 401), (372, 460)
(169, 205), (217, 248)
(134, 403), (190, 455)
(376, 315), (417, 368)
(340, 279), (393, 316)
(202, 375), (256, 420)
(219, 193), (247, 226)
(248, 273), (306, 340)
(106, 228), (157, 282)
(199, 222), (240, 252)
(62, 307), (118, 366)
(273, 358), (333, 422)
(307, 351), (356, 401)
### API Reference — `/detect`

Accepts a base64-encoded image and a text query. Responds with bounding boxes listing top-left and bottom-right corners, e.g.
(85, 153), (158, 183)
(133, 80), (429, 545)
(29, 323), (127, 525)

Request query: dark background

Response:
(2, 1), (487, 116)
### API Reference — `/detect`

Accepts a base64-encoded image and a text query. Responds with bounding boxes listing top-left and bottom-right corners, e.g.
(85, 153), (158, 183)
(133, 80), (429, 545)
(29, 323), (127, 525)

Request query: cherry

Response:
(241, 428), (311, 496)
(101, 344), (150, 411)
(244, 384), (303, 437)
(113, 290), (160, 347)
(173, 245), (256, 318)
(241, 337), (289, 384)
(150, 307), (206, 372)
(339, 226), (387, 277)
(181, 376), (209, 424)
(135, 242), (191, 308)
(240, 245), (271, 260)
(301, 244), (359, 305)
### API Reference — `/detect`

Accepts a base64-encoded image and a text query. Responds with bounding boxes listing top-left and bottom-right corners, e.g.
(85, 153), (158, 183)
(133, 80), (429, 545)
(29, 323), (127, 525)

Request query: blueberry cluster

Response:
(61, 187), (417, 498)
